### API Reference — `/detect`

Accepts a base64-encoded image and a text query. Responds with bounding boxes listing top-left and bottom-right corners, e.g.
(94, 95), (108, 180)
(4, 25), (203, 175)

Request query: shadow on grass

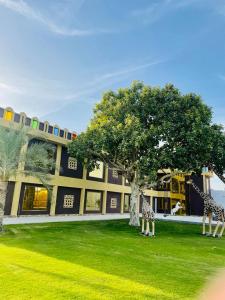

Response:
(1, 219), (225, 299)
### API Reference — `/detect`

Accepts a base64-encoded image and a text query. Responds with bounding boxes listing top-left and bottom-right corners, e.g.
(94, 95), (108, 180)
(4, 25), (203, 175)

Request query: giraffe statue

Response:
(141, 191), (155, 236)
(187, 179), (225, 238)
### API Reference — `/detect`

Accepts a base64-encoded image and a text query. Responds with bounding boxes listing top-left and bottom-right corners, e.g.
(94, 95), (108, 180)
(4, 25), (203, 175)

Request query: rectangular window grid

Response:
(110, 197), (117, 208)
(68, 157), (78, 170)
(63, 195), (74, 208)
(112, 169), (118, 178)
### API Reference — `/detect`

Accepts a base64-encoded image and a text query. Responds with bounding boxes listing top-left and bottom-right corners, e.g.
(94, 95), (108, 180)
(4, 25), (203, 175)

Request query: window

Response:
(22, 186), (48, 211)
(48, 125), (53, 134)
(67, 132), (72, 140)
(39, 122), (44, 131)
(54, 127), (59, 136)
(0, 107), (4, 118)
(14, 113), (20, 123)
(25, 118), (31, 126)
(112, 169), (118, 178)
(180, 182), (185, 194)
(110, 198), (117, 208)
(86, 191), (101, 211)
(68, 157), (78, 170)
(89, 161), (104, 179)
(60, 130), (64, 138)
(124, 194), (130, 211)
(171, 178), (179, 193)
(4, 110), (13, 121)
(32, 119), (38, 129)
(63, 195), (74, 208)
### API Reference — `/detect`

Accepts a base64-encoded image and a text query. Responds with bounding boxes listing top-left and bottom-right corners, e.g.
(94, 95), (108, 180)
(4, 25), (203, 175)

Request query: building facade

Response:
(0, 107), (211, 217)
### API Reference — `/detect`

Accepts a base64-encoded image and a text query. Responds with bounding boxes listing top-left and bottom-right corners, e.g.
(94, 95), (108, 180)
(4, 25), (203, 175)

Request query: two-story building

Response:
(0, 106), (211, 217)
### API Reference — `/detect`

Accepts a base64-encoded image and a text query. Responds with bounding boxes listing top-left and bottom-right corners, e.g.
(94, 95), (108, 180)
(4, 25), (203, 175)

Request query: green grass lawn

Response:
(1, 220), (225, 300)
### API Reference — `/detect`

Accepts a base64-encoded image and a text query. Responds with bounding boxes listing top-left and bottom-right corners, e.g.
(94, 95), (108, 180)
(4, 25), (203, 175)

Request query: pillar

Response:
(55, 144), (62, 176)
(50, 185), (58, 216)
(120, 192), (124, 214)
(10, 181), (22, 216)
(79, 188), (85, 215)
(102, 190), (107, 214)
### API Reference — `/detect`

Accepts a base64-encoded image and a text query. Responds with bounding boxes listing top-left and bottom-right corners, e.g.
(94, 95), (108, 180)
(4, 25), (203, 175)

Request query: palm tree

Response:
(0, 125), (56, 231)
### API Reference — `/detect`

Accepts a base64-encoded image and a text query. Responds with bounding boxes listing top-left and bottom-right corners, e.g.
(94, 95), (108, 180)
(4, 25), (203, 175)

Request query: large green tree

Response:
(0, 126), (55, 231)
(68, 82), (221, 226)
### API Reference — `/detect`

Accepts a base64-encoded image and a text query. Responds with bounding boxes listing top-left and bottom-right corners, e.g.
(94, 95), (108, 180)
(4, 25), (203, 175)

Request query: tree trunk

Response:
(129, 180), (140, 227)
(0, 181), (8, 232)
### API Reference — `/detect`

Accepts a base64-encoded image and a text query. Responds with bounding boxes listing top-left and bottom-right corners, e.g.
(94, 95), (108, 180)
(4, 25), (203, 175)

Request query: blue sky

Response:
(0, 0), (225, 134)
(1, 0), (225, 190)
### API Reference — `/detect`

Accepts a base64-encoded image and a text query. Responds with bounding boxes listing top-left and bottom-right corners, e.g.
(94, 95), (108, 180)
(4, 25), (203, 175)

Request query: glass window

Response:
(72, 133), (77, 140)
(89, 161), (104, 179)
(180, 182), (185, 194)
(22, 186), (48, 211)
(60, 130), (64, 138)
(14, 113), (20, 123)
(86, 191), (101, 211)
(48, 126), (53, 134)
(39, 122), (44, 131)
(54, 127), (59, 136)
(171, 178), (179, 193)
(0, 107), (4, 118)
(68, 157), (77, 170)
(124, 194), (130, 211)
(110, 197), (117, 208)
(32, 119), (38, 129)
(25, 118), (31, 126)
(63, 195), (74, 208)
(4, 110), (13, 121)
(67, 132), (72, 140)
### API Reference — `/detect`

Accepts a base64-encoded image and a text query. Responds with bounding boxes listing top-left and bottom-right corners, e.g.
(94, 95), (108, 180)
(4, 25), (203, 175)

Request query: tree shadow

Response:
(1, 219), (225, 299)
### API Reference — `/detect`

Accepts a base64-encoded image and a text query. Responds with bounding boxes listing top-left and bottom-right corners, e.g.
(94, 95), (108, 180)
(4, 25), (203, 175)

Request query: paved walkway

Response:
(3, 213), (206, 225)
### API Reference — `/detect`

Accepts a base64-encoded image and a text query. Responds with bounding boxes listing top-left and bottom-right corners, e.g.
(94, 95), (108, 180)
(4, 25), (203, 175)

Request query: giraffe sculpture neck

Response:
(188, 180), (212, 204)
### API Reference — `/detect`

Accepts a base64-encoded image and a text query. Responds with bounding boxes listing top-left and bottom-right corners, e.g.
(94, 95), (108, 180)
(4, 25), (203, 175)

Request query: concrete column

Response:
(11, 181), (22, 216)
(55, 144), (62, 176)
(79, 188), (85, 215)
(83, 166), (87, 180)
(50, 185), (58, 216)
(120, 192), (124, 214)
(102, 190), (107, 214)
(105, 165), (109, 183)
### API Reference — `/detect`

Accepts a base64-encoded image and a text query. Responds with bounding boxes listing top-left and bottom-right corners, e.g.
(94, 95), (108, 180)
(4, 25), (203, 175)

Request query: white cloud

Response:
(0, 0), (107, 36)
(0, 58), (165, 117)
(130, 0), (208, 24)
(63, 59), (165, 101)
(0, 81), (23, 94)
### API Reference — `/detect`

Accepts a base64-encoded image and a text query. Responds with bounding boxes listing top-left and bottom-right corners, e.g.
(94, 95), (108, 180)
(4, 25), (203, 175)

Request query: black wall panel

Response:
(4, 182), (15, 215)
(59, 146), (83, 178)
(185, 175), (204, 216)
(56, 187), (81, 214)
(108, 168), (122, 185)
(106, 192), (121, 213)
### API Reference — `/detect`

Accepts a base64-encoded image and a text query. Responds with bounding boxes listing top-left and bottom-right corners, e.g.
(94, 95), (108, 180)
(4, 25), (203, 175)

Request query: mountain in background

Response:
(211, 189), (225, 207)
